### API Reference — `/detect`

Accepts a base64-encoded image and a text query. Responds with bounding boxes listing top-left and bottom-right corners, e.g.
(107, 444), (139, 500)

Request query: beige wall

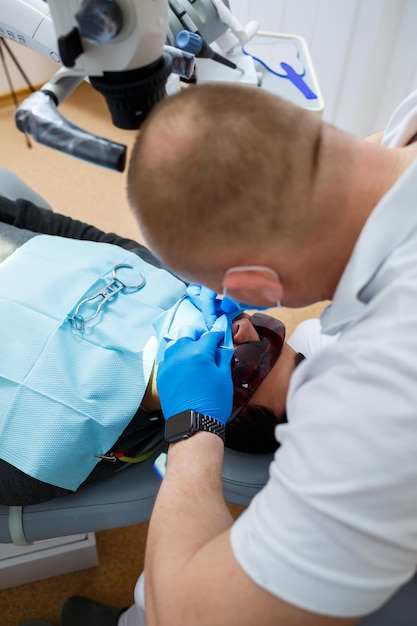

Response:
(0, 40), (58, 94)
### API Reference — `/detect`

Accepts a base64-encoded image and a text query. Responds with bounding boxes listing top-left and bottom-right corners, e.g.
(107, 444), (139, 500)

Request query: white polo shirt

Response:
(231, 91), (417, 617)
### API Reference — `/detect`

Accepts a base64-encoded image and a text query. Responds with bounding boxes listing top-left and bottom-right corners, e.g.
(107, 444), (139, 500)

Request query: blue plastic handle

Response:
(280, 62), (317, 100)
(175, 30), (203, 55)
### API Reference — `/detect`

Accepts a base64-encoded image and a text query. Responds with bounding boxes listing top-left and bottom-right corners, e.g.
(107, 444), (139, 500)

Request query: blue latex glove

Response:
(186, 283), (223, 329)
(157, 330), (233, 424)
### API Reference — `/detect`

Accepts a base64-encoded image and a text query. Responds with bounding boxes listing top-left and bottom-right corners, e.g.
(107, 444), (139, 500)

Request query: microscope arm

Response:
(0, 0), (257, 171)
(15, 87), (127, 171)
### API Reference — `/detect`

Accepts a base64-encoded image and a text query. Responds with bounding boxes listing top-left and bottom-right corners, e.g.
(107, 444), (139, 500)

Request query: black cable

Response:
(0, 37), (35, 148)
(0, 38), (36, 94)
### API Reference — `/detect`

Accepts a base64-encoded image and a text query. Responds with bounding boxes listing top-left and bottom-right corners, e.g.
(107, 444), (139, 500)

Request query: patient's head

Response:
(225, 313), (303, 453)
(146, 311), (302, 454)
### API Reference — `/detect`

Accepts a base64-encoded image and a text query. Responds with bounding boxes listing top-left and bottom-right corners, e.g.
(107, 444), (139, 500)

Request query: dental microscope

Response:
(0, 1), (322, 170)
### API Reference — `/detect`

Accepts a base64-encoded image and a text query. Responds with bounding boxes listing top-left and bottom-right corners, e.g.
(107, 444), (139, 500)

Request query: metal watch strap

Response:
(197, 412), (226, 442)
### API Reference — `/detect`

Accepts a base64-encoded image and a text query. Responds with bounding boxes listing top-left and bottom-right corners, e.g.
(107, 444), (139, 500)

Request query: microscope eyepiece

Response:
(89, 52), (173, 130)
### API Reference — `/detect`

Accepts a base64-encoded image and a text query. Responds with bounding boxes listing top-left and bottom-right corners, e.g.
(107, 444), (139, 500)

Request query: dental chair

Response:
(0, 166), (273, 545)
(0, 169), (416, 626)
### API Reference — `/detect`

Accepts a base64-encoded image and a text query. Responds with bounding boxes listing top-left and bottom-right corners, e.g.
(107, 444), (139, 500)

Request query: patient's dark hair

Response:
(225, 404), (286, 454)
(225, 353), (305, 454)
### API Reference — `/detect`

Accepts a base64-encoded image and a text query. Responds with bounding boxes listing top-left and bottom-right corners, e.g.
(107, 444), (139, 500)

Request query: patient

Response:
(0, 196), (304, 506)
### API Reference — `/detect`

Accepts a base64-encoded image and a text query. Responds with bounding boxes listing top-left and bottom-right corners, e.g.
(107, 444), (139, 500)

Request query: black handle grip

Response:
(15, 91), (126, 172)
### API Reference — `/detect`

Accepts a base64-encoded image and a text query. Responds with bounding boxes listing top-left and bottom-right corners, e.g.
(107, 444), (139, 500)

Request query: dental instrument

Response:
(69, 263), (146, 330)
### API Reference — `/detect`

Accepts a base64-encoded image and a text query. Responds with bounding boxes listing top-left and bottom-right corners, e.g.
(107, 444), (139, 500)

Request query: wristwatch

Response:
(165, 409), (225, 443)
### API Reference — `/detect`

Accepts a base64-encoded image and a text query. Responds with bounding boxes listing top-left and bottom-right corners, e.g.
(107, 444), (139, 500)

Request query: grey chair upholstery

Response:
(358, 572), (417, 626)
(0, 167), (53, 210)
(0, 449), (273, 543)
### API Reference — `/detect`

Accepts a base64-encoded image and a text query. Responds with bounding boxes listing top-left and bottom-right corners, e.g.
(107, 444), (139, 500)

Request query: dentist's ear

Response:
(222, 265), (284, 308)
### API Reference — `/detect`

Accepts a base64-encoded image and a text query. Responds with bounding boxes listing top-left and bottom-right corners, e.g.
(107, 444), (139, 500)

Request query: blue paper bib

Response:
(0, 235), (186, 490)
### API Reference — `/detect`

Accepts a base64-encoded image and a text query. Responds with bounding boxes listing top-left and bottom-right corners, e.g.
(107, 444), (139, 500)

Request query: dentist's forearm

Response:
(144, 432), (233, 625)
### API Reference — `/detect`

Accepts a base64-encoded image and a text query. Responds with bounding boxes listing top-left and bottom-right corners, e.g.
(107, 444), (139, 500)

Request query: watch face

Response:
(165, 410), (195, 442)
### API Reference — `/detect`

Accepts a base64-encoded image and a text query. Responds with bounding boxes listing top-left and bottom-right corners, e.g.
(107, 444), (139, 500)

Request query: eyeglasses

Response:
(230, 313), (286, 419)
(222, 265), (281, 309)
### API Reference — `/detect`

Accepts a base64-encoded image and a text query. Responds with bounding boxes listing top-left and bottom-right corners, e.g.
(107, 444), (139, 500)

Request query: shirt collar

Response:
(321, 157), (417, 334)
